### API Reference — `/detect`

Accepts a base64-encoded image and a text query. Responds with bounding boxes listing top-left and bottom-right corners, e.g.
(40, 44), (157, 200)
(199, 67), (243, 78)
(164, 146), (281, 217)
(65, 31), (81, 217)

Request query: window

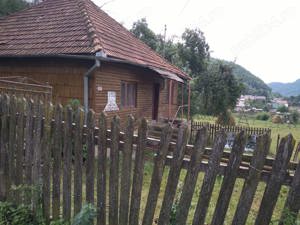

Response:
(121, 81), (137, 108)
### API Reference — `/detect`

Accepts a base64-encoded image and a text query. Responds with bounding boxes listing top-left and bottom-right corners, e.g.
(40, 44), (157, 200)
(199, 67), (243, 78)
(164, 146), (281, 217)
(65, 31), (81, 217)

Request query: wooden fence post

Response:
(86, 109), (96, 204)
(42, 102), (53, 223)
(74, 107), (84, 215)
(97, 112), (107, 225)
(255, 134), (295, 225)
(158, 123), (189, 225)
(63, 106), (73, 220)
(211, 131), (247, 225)
(129, 118), (147, 225)
(192, 130), (227, 225)
(142, 124), (173, 225)
(109, 115), (120, 225)
(0, 95), (9, 201)
(119, 115), (134, 225)
(175, 127), (208, 225)
(52, 104), (63, 220)
(8, 95), (16, 187)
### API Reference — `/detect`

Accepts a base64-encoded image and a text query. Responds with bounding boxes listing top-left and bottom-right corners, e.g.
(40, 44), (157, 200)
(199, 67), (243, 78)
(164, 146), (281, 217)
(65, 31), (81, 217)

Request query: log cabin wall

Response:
(0, 58), (180, 124)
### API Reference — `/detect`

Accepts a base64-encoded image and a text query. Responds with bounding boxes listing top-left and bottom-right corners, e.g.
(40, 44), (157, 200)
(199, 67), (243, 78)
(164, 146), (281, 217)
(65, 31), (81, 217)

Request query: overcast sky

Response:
(93, 0), (300, 84)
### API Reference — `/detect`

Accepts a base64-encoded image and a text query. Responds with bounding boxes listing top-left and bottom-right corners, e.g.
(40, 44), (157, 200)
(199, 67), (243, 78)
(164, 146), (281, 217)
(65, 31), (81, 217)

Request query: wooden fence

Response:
(0, 95), (300, 225)
(191, 121), (271, 144)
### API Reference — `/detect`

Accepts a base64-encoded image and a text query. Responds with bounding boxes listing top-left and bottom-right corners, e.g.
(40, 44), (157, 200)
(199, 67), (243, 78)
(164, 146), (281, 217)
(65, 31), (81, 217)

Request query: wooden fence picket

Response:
(63, 106), (73, 220)
(52, 104), (63, 220)
(129, 118), (147, 225)
(142, 124), (173, 225)
(192, 130), (227, 225)
(175, 127), (208, 225)
(158, 123), (189, 225)
(279, 157), (300, 225)
(231, 133), (271, 225)
(255, 134), (295, 225)
(211, 131), (247, 225)
(109, 115), (120, 225)
(0, 95), (9, 201)
(86, 109), (95, 204)
(119, 115), (134, 225)
(97, 112), (107, 225)
(15, 98), (25, 203)
(24, 99), (34, 196)
(8, 95), (16, 187)
(74, 107), (84, 215)
(41, 102), (53, 222)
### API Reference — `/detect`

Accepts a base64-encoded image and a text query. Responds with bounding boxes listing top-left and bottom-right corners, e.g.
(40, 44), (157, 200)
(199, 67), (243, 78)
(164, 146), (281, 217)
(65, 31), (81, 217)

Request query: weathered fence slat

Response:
(74, 108), (84, 215)
(52, 104), (63, 220)
(109, 116), (120, 225)
(211, 131), (247, 225)
(142, 124), (173, 225)
(41, 102), (53, 222)
(97, 112), (107, 225)
(158, 123), (189, 225)
(279, 157), (300, 225)
(15, 98), (25, 202)
(24, 98), (34, 203)
(86, 109), (95, 204)
(255, 134), (295, 225)
(0, 95), (9, 201)
(192, 130), (227, 225)
(129, 118), (147, 225)
(175, 127), (208, 225)
(8, 95), (16, 187)
(119, 115), (134, 225)
(63, 106), (73, 220)
(232, 133), (271, 225)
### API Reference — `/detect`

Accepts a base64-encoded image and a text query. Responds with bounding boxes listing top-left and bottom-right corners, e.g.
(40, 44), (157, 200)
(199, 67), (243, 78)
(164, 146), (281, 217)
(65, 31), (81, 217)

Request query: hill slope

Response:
(268, 79), (300, 97)
(210, 59), (271, 97)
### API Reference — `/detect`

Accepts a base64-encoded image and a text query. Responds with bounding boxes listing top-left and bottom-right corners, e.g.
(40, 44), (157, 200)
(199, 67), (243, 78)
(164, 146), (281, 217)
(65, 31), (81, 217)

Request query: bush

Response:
(216, 110), (235, 126)
(277, 105), (288, 113)
(256, 112), (270, 121)
(290, 110), (300, 124)
(272, 115), (283, 124)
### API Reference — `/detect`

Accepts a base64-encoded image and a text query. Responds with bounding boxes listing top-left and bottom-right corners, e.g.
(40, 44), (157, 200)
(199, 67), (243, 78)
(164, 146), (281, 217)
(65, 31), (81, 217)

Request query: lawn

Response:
(193, 113), (300, 156)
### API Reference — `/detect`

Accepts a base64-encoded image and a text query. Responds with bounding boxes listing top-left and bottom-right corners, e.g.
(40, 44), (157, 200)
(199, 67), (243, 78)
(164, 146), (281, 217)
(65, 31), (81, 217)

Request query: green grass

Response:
(193, 113), (300, 156)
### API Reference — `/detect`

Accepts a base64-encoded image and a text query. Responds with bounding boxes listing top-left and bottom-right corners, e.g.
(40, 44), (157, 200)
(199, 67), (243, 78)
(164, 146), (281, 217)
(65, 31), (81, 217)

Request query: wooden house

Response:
(0, 0), (191, 122)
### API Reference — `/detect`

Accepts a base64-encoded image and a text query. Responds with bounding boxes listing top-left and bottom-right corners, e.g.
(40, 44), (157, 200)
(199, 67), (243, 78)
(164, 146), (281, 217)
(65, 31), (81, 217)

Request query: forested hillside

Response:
(210, 58), (271, 97)
(269, 79), (300, 96)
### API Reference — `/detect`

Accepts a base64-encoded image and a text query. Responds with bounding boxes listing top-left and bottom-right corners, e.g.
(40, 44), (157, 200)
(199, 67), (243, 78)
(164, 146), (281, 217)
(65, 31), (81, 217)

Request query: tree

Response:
(178, 28), (210, 76)
(277, 105), (288, 113)
(193, 62), (243, 116)
(0, 0), (29, 17)
(130, 18), (159, 51)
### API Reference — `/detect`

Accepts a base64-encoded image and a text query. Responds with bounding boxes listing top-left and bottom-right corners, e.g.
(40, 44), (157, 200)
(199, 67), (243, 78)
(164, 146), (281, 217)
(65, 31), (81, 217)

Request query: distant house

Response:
(235, 95), (266, 111)
(271, 98), (289, 109)
(0, 0), (191, 123)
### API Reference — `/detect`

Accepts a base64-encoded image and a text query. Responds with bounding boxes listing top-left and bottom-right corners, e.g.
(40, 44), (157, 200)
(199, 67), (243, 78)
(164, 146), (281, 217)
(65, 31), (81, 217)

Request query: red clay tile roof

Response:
(0, 0), (188, 79)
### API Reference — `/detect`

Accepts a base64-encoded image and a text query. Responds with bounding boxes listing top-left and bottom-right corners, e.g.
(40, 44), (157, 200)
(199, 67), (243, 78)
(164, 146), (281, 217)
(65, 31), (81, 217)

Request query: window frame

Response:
(120, 81), (137, 109)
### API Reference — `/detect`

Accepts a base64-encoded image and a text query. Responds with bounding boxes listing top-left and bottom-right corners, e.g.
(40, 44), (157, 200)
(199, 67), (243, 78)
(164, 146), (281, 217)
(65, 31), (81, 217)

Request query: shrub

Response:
(256, 112), (270, 121)
(290, 110), (300, 124)
(272, 115), (283, 124)
(277, 105), (288, 113)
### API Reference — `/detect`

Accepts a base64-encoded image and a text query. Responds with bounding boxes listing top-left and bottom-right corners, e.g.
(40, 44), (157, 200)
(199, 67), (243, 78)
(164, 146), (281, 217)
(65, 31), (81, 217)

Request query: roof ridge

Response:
(76, 0), (102, 52)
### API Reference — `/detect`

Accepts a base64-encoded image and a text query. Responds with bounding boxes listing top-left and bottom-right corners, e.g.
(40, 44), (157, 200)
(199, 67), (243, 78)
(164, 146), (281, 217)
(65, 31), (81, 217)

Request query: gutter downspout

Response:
(84, 58), (101, 113)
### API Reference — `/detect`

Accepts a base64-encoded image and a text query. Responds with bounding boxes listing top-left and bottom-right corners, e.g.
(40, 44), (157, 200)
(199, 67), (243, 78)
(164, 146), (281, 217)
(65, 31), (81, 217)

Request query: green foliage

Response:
(68, 99), (81, 110)
(286, 95), (300, 107)
(271, 208), (298, 225)
(0, 0), (29, 17)
(130, 18), (159, 51)
(290, 110), (300, 124)
(277, 105), (289, 113)
(0, 201), (40, 225)
(72, 204), (97, 225)
(256, 112), (270, 121)
(194, 62), (243, 116)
